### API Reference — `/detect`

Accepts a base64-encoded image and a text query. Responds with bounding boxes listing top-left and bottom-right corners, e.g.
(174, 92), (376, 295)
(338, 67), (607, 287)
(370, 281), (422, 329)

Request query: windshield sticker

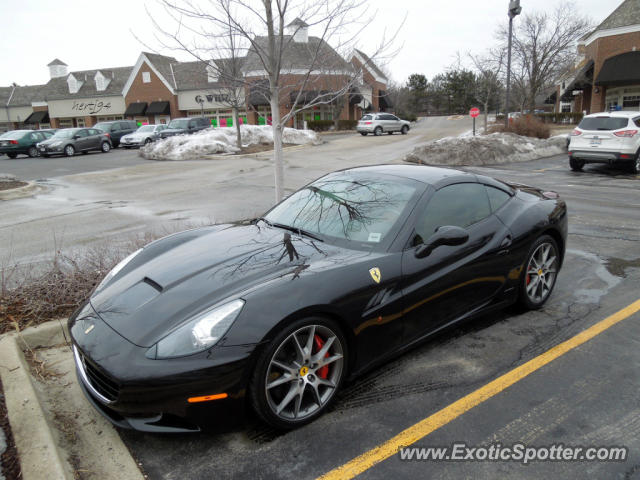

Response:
(368, 232), (382, 243)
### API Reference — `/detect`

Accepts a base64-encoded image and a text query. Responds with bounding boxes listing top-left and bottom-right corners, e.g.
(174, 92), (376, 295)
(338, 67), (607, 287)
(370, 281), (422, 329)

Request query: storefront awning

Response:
(146, 101), (171, 116)
(349, 87), (363, 105)
(23, 111), (49, 124)
(124, 102), (147, 116)
(379, 91), (392, 109)
(596, 51), (640, 87)
(560, 60), (594, 102)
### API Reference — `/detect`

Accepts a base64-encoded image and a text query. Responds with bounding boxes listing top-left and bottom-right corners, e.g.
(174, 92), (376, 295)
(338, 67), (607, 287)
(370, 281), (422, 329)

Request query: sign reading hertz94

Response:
(469, 107), (480, 118)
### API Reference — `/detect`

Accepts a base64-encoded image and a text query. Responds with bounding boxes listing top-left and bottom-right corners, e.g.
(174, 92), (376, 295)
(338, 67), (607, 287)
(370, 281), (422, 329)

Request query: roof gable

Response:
(352, 49), (387, 83)
(121, 53), (177, 97)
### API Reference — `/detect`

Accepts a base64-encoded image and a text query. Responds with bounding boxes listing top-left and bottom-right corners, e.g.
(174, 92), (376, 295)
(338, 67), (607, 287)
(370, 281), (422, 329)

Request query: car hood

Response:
(38, 137), (65, 146)
(90, 223), (346, 347)
(161, 128), (186, 136)
(123, 132), (150, 141)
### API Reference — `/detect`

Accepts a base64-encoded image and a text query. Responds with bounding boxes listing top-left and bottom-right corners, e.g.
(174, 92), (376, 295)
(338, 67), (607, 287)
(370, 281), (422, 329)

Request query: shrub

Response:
(306, 120), (334, 131)
(489, 114), (551, 139)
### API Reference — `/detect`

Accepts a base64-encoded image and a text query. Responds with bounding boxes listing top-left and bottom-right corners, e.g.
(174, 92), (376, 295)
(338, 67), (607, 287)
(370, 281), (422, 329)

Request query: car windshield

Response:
(136, 126), (155, 132)
(168, 119), (189, 129)
(264, 173), (418, 246)
(51, 129), (76, 139)
(0, 131), (28, 140)
(93, 123), (112, 132)
(578, 117), (629, 131)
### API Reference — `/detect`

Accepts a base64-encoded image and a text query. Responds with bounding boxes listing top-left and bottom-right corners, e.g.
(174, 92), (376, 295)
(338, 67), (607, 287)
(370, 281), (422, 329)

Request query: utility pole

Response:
(505, 0), (522, 128)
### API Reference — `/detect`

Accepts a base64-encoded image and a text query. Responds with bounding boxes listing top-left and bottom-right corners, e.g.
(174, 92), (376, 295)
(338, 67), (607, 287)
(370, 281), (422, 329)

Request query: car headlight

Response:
(95, 248), (142, 292)
(152, 299), (245, 359)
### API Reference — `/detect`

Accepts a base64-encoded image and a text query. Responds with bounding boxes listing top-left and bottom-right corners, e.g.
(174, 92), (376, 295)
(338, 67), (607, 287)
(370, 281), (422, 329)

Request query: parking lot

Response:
(113, 159), (640, 479)
(2, 120), (640, 479)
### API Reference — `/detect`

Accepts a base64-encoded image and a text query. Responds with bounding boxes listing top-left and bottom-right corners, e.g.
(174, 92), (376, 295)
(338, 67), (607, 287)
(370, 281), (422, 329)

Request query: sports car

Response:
(69, 164), (567, 432)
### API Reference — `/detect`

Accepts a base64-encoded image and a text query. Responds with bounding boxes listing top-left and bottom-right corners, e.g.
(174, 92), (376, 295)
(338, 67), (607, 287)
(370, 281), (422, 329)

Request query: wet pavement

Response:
(117, 156), (640, 479)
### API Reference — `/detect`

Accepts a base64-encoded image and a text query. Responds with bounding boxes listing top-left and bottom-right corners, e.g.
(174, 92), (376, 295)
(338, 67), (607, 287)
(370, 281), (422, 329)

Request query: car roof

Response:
(585, 111), (639, 118)
(339, 164), (476, 187)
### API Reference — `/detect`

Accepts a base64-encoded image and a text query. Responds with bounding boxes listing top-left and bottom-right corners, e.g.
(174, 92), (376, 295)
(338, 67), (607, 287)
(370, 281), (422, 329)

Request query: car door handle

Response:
(497, 235), (512, 255)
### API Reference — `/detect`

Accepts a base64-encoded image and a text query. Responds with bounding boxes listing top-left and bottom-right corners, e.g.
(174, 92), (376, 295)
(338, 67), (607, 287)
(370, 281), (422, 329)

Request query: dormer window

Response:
(94, 71), (110, 92)
(207, 65), (218, 83)
(67, 74), (82, 94)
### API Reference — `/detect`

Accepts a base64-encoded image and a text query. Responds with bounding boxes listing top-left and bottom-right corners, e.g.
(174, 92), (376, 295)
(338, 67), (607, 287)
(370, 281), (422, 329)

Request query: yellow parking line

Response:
(317, 298), (640, 480)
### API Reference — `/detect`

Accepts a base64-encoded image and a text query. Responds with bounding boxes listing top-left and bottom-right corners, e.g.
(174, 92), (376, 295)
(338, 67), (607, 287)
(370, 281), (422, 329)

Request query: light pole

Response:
(505, 0), (522, 128)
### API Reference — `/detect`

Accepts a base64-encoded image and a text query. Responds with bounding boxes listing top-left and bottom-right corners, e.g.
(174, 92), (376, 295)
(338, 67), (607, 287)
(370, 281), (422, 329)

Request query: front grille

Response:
(74, 346), (120, 403)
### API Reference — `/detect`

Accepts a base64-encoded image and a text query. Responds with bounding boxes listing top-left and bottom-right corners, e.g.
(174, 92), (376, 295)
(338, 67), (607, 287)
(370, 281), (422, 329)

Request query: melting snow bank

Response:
(404, 132), (567, 166)
(141, 125), (321, 161)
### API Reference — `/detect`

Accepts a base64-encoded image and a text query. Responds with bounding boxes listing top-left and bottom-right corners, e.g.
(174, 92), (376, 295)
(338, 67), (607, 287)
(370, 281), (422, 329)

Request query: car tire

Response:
(630, 151), (640, 174)
(27, 146), (39, 158)
(64, 145), (75, 157)
(374, 127), (382, 136)
(101, 142), (111, 153)
(250, 316), (347, 430)
(569, 157), (584, 171)
(401, 125), (409, 135)
(360, 132), (367, 136)
(518, 234), (560, 310)
(7, 153), (17, 159)
(144, 138), (152, 145)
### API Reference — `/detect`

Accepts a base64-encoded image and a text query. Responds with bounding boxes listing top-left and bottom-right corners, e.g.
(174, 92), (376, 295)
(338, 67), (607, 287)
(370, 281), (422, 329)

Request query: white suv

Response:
(568, 111), (640, 173)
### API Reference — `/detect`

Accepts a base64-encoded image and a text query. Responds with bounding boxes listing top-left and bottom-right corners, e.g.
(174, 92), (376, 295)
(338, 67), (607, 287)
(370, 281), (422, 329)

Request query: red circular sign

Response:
(469, 107), (480, 118)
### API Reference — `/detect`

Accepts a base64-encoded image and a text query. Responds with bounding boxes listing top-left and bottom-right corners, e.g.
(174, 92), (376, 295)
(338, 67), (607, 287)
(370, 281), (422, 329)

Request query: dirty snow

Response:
(404, 132), (567, 166)
(141, 125), (320, 161)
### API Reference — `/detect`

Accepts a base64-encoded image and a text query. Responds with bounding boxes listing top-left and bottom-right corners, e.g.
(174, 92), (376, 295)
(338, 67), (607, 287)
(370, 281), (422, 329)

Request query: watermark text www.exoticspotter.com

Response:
(398, 443), (627, 465)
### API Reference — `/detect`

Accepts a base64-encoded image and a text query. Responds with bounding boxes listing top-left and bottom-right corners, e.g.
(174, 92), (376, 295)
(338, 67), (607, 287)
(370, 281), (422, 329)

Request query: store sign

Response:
(195, 94), (230, 104)
(71, 99), (112, 115)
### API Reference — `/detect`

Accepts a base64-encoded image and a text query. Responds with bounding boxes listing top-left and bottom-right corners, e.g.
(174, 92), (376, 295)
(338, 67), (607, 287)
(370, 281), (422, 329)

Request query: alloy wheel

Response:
(264, 324), (344, 422)
(102, 142), (111, 152)
(525, 242), (558, 304)
(64, 145), (75, 157)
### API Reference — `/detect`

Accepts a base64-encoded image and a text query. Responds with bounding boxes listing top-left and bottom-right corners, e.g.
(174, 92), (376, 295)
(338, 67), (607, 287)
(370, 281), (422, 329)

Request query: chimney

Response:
(47, 58), (68, 79)
(286, 18), (309, 43)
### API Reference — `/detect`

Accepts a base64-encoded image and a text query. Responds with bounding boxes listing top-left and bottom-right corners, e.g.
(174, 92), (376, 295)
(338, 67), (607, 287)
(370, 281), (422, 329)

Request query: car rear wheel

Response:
(401, 125), (409, 135)
(101, 142), (111, 153)
(7, 153), (17, 159)
(631, 151), (640, 174)
(64, 145), (75, 157)
(374, 127), (382, 136)
(518, 235), (559, 310)
(250, 317), (346, 429)
(569, 157), (584, 171)
(27, 146), (39, 158)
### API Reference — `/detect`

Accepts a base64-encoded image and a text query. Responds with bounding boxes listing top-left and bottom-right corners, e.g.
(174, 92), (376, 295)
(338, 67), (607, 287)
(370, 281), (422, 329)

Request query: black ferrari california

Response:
(69, 165), (567, 432)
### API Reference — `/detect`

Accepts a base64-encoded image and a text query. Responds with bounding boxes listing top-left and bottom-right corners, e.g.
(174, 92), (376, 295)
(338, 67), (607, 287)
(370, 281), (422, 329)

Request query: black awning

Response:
(23, 111), (49, 124)
(349, 87), (363, 105)
(596, 51), (640, 86)
(560, 60), (594, 101)
(124, 102), (148, 116)
(146, 101), (171, 115)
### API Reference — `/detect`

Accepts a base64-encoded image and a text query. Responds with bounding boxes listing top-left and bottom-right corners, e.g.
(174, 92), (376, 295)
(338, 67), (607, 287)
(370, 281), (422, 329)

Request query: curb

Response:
(0, 321), (143, 480)
(0, 182), (46, 201)
(202, 143), (311, 160)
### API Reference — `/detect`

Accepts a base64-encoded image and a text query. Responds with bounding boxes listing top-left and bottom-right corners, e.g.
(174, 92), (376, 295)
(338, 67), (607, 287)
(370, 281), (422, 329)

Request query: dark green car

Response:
(0, 130), (55, 158)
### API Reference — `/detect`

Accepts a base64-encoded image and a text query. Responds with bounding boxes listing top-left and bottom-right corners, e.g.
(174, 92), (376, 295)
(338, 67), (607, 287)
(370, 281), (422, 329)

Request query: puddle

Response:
(604, 257), (640, 278)
(566, 249), (622, 303)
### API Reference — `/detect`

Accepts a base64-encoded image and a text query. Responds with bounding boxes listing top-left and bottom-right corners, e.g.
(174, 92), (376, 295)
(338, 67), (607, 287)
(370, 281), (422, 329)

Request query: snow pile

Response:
(404, 132), (567, 166)
(141, 125), (321, 161)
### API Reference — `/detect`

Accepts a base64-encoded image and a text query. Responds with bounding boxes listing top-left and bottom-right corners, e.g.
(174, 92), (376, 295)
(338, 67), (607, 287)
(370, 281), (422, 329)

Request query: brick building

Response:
(0, 20), (387, 132)
(558, 0), (640, 114)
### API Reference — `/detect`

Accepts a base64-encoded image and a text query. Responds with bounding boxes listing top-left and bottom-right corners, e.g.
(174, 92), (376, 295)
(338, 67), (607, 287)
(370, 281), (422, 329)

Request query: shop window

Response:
(59, 119), (73, 128)
(623, 96), (640, 108)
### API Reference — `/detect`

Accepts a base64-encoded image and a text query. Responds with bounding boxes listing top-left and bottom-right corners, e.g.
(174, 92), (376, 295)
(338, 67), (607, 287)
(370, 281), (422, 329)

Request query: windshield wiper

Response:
(267, 221), (325, 242)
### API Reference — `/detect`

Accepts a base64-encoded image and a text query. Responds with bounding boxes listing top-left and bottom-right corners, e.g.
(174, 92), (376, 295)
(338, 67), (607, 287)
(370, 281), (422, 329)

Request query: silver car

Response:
(120, 124), (168, 148)
(357, 113), (410, 136)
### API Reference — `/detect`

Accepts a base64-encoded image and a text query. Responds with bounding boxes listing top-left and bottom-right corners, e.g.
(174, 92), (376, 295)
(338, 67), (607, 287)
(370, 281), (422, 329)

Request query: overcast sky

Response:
(0, 0), (620, 88)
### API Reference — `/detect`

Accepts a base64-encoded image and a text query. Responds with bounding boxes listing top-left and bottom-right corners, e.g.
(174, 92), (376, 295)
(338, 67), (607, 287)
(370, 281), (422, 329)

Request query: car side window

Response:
(413, 183), (491, 246)
(485, 186), (511, 212)
(76, 129), (88, 138)
(89, 129), (99, 136)
(188, 120), (196, 128)
(30, 133), (40, 141)
(389, 115), (399, 121)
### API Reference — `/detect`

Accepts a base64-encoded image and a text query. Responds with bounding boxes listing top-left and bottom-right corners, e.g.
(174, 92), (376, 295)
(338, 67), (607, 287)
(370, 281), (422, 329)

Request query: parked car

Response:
(37, 128), (112, 157)
(0, 130), (55, 158)
(94, 120), (138, 147)
(568, 111), (640, 173)
(69, 164), (566, 432)
(120, 124), (168, 148)
(357, 113), (410, 136)
(159, 117), (211, 138)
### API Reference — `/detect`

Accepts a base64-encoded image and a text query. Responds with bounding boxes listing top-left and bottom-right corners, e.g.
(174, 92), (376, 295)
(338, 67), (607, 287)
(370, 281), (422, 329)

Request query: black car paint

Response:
(159, 117), (210, 138)
(69, 165), (567, 432)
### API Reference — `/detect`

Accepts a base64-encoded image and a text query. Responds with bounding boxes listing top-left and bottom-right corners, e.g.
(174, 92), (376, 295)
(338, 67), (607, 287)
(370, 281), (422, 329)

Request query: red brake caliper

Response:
(313, 334), (329, 379)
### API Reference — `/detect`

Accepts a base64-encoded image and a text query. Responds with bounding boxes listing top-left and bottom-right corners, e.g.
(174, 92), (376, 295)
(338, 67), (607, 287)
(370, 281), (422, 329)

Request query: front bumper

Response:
(120, 138), (145, 147)
(70, 303), (256, 432)
(38, 144), (64, 155)
(569, 150), (635, 164)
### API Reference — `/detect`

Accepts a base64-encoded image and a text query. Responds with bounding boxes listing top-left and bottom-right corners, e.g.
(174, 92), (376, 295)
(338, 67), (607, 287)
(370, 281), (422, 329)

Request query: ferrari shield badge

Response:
(369, 267), (381, 284)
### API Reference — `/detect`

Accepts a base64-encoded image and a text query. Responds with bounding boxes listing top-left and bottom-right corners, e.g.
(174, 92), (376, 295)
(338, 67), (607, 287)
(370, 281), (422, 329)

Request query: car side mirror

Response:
(72, 135), (80, 140)
(415, 226), (469, 259)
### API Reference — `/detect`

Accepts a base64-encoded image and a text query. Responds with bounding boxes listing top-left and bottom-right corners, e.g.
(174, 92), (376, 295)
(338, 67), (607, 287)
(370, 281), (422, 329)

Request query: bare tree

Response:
(150, 0), (398, 202)
(469, 48), (505, 133)
(498, 1), (591, 112)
